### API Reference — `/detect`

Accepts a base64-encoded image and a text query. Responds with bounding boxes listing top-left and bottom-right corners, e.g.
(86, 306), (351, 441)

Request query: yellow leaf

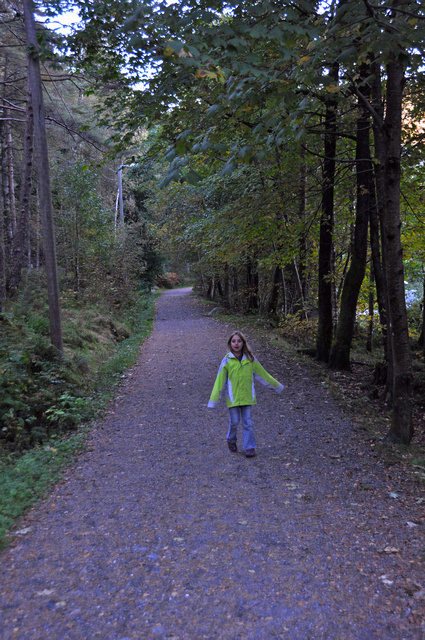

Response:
(326, 84), (340, 93)
(164, 45), (176, 58)
(299, 55), (310, 64)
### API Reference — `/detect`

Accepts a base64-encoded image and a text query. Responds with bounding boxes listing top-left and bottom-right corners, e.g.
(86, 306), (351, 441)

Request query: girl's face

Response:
(230, 334), (243, 356)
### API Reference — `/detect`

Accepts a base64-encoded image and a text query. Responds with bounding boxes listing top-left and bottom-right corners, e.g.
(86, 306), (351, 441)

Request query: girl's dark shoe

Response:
(245, 449), (256, 458)
(227, 441), (237, 452)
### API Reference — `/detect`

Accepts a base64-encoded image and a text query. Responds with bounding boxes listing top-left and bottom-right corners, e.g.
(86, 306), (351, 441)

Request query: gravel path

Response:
(1, 288), (424, 640)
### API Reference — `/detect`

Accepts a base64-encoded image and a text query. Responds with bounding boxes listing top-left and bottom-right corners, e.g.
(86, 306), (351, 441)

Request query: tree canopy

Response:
(2, 0), (425, 444)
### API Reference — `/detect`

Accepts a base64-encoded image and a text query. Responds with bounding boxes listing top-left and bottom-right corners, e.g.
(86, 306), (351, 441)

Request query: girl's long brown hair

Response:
(227, 331), (255, 362)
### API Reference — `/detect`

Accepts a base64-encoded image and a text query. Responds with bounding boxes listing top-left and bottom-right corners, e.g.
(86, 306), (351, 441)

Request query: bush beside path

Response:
(0, 288), (424, 639)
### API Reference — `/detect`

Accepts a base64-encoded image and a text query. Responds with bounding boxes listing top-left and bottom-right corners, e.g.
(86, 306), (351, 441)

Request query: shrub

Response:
(279, 314), (318, 347)
(156, 272), (181, 288)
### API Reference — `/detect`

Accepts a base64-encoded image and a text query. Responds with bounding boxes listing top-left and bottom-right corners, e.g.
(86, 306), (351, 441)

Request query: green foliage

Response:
(0, 286), (156, 450)
(45, 393), (88, 429)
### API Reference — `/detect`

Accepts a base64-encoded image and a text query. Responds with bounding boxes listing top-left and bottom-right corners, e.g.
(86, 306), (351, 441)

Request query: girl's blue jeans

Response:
(227, 405), (256, 451)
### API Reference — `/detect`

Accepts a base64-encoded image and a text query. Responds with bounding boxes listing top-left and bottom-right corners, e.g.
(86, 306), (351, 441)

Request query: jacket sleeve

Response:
(253, 360), (284, 393)
(208, 360), (228, 408)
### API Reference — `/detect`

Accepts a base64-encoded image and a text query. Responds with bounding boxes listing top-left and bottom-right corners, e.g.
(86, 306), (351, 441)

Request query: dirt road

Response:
(1, 288), (424, 639)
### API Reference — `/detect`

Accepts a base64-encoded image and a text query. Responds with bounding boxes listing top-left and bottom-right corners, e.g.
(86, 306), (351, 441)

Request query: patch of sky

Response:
(405, 282), (423, 307)
(39, 6), (81, 35)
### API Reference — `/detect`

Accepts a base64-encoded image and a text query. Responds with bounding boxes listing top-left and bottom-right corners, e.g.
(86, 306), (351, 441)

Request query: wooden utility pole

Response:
(22, 0), (63, 352)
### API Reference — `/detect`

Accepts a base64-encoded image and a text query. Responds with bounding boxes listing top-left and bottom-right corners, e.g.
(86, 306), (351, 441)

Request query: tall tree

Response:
(9, 77), (34, 294)
(329, 64), (371, 370)
(316, 61), (339, 363)
(381, 52), (413, 443)
(23, 0), (63, 352)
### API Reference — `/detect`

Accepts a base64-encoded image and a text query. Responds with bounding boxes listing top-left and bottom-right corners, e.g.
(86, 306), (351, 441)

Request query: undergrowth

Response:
(0, 290), (156, 449)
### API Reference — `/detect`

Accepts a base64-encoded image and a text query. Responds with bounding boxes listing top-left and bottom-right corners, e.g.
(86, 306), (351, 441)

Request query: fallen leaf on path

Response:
(15, 527), (32, 535)
(382, 546), (400, 554)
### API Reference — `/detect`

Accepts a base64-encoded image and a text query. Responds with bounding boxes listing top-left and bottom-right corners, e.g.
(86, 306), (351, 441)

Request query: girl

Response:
(208, 331), (284, 457)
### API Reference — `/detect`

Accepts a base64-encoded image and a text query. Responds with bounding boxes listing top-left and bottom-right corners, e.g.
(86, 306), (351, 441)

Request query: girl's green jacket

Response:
(208, 352), (284, 408)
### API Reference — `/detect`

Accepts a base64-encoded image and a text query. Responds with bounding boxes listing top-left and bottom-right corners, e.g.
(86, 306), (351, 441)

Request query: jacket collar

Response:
(227, 352), (247, 361)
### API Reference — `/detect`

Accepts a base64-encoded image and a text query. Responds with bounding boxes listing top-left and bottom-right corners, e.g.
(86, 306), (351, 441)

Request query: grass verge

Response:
(0, 430), (87, 549)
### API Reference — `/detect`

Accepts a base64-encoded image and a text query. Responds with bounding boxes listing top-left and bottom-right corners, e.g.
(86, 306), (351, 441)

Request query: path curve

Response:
(1, 289), (424, 639)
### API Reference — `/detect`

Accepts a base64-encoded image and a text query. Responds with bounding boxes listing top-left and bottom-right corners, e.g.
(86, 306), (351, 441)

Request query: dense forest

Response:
(1, 0), (425, 453)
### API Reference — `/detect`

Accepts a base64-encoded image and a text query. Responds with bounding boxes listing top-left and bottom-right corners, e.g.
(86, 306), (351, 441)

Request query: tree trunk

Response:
(418, 275), (425, 354)
(74, 207), (80, 297)
(366, 261), (375, 353)
(246, 261), (258, 312)
(329, 66), (371, 371)
(35, 183), (41, 270)
(369, 180), (388, 350)
(224, 263), (231, 308)
(117, 164), (124, 226)
(293, 259), (307, 320)
(382, 55), (413, 444)
(297, 151), (308, 310)
(316, 62), (339, 362)
(1, 110), (12, 254)
(280, 267), (287, 316)
(23, 0), (63, 352)
(268, 265), (281, 315)
(371, 59), (390, 367)
(0, 122), (6, 310)
(4, 106), (16, 240)
(9, 78), (34, 294)
(208, 275), (215, 300)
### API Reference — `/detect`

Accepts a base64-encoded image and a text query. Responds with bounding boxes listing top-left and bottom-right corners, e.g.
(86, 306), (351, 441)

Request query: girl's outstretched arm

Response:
(207, 359), (229, 408)
(253, 360), (284, 393)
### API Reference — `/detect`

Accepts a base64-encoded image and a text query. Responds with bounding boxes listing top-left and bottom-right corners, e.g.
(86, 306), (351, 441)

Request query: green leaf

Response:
(185, 169), (202, 185)
(159, 169), (181, 188)
(221, 162), (236, 176)
(206, 104), (222, 117)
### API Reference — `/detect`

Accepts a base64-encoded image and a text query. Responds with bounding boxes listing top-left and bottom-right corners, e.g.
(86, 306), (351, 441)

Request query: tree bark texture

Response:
(3, 98), (16, 242)
(370, 59), (390, 367)
(366, 264), (375, 353)
(297, 152), (308, 308)
(0, 123), (6, 310)
(419, 275), (425, 355)
(23, 0), (63, 352)
(9, 78), (34, 294)
(316, 62), (338, 362)
(1, 104), (12, 251)
(267, 265), (281, 315)
(382, 55), (413, 443)
(246, 261), (259, 312)
(329, 67), (371, 371)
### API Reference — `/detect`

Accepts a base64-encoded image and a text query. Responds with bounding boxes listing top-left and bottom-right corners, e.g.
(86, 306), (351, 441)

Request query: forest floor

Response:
(0, 288), (424, 640)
